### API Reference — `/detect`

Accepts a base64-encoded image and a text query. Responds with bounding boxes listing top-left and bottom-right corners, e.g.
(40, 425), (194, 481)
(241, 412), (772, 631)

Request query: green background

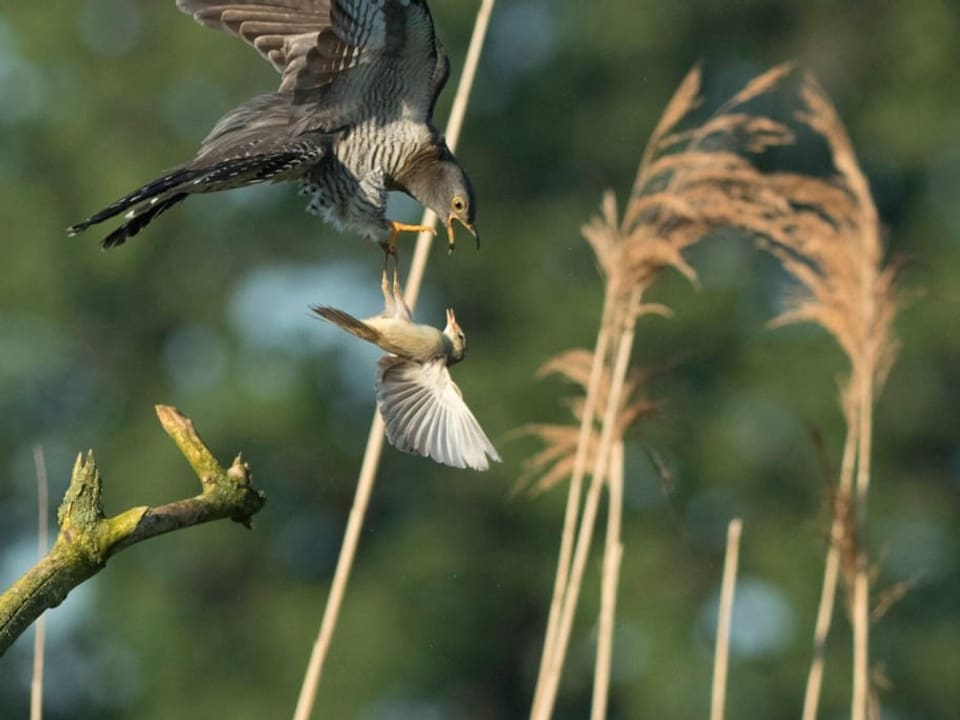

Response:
(1, 1), (958, 718)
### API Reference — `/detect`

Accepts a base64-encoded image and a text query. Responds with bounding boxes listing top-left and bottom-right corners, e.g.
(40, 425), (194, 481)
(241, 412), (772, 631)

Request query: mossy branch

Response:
(0, 405), (265, 656)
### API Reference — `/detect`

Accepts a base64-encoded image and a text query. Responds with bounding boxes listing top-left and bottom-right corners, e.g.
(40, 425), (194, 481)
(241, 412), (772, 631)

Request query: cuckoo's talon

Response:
(388, 221), (436, 239)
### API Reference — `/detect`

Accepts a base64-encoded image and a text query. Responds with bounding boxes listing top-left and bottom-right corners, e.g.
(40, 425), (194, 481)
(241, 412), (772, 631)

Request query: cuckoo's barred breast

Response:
(69, 0), (477, 250)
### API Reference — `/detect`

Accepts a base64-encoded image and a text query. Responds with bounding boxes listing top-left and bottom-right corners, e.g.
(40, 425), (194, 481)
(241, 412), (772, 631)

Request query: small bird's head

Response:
(442, 308), (467, 365)
(401, 146), (478, 251)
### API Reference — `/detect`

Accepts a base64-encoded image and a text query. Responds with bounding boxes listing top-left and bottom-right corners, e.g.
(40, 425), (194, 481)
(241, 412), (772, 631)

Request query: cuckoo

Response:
(68, 0), (478, 255)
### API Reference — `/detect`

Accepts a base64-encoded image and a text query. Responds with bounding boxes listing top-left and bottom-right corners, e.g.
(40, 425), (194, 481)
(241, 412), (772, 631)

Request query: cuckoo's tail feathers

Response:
(68, 151), (310, 247)
(67, 167), (201, 237)
(100, 193), (189, 249)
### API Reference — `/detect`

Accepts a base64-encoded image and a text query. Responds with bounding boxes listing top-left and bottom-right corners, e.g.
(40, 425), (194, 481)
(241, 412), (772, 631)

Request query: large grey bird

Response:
(314, 269), (500, 471)
(68, 0), (478, 253)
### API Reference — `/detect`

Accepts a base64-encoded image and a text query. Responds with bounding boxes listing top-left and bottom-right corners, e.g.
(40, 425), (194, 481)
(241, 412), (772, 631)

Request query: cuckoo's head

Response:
(400, 144), (478, 251)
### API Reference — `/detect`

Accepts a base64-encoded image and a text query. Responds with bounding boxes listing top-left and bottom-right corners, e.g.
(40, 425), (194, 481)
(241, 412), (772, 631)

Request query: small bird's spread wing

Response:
(377, 356), (501, 471)
(177, 0), (448, 122)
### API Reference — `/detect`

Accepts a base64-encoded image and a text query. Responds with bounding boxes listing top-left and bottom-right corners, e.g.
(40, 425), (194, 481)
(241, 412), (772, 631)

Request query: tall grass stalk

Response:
(852, 365), (876, 720)
(31, 447), (48, 720)
(291, 3), (495, 718)
(711, 519), (743, 720)
(591, 440), (625, 720)
(530, 296), (613, 714)
(801, 422), (857, 720)
(768, 77), (896, 720)
(532, 285), (643, 720)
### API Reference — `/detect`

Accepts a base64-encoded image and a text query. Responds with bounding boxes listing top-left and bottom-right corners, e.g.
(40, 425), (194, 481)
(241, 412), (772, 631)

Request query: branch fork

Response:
(0, 405), (265, 656)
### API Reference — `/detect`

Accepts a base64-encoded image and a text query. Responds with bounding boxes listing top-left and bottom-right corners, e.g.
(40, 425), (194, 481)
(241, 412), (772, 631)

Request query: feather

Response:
(312, 306), (383, 344)
(376, 356), (500, 471)
(176, 0), (445, 120)
(71, 1), (466, 246)
(314, 267), (499, 471)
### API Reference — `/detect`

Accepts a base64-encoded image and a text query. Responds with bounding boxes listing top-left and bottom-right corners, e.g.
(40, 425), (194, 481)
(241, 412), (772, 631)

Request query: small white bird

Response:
(313, 270), (501, 471)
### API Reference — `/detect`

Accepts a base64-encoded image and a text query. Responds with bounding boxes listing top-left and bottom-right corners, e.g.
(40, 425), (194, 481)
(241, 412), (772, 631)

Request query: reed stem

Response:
(531, 293), (614, 714)
(801, 417), (858, 720)
(711, 519), (743, 720)
(291, 4), (496, 717)
(532, 287), (642, 720)
(590, 440), (625, 720)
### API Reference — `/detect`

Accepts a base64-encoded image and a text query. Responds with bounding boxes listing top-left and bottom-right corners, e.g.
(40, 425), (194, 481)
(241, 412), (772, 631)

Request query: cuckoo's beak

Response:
(446, 216), (479, 252)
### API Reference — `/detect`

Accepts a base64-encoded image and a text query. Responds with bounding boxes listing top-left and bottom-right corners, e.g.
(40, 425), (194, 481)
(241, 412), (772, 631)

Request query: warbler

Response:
(313, 271), (500, 471)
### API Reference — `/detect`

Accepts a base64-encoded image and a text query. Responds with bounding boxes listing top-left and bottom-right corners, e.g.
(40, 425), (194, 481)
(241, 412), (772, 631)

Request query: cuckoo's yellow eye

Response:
(451, 195), (466, 213)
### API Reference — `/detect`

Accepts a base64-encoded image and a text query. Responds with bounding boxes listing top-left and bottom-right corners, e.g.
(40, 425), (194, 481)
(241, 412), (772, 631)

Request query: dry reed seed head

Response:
(512, 424), (587, 496)
(871, 576), (920, 623)
(671, 70), (897, 395)
(523, 62), (900, 495)
(514, 417), (646, 496)
(657, 115), (796, 156)
(537, 349), (656, 423)
(617, 104), (802, 299)
(634, 63), (705, 183)
(581, 192), (624, 284)
(684, 68), (892, 397)
(722, 62), (799, 109)
(618, 235), (699, 293)
(871, 665), (892, 695)
(515, 348), (659, 495)
(834, 483), (859, 609)
(536, 348), (598, 388)
(565, 396), (660, 435)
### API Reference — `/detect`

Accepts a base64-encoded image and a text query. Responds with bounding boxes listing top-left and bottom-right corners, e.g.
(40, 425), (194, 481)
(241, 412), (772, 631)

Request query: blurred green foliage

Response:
(1, 1), (958, 718)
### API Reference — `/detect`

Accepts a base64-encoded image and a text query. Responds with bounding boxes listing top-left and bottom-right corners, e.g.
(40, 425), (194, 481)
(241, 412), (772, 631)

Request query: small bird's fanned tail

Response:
(68, 150), (315, 248)
(312, 306), (383, 345)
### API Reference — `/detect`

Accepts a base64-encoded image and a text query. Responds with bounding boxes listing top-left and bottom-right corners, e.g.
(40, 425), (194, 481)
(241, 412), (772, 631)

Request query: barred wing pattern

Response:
(177, 0), (331, 91)
(377, 356), (501, 471)
(176, 0), (448, 119)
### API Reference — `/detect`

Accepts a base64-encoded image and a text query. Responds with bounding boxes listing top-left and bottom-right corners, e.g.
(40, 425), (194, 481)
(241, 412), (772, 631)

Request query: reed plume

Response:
(514, 348), (659, 497)
(761, 76), (900, 720)
(529, 64), (784, 720)
(524, 64), (898, 720)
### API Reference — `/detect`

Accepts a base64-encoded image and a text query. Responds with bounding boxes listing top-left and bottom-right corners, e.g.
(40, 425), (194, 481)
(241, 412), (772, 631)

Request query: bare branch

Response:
(0, 406), (265, 656)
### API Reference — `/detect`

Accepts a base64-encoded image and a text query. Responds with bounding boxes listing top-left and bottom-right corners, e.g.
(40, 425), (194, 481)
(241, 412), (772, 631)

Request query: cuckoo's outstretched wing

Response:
(377, 356), (501, 471)
(177, 0), (449, 122)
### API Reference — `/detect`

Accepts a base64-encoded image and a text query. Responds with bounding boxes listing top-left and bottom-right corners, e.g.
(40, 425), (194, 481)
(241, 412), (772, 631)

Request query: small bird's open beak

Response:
(446, 216), (479, 252)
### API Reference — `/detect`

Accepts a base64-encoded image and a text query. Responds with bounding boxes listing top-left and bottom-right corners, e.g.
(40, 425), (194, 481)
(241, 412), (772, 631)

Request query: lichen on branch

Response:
(0, 405), (265, 656)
